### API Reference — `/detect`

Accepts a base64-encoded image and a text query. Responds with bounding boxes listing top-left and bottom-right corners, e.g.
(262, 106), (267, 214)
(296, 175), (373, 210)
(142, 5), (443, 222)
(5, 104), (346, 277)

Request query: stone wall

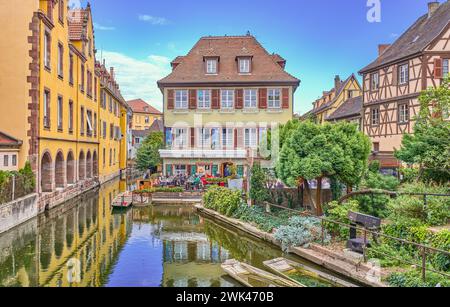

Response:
(0, 193), (38, 234)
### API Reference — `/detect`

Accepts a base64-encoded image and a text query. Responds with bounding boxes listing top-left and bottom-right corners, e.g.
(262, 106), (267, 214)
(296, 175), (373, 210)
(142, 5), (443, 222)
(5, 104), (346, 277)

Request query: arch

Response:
(41, 152), (53, 193)
(78, 151), (86, 180)
(92, 151), (98, 178)
(55, 151), (65, 189)
(67, 151), (75, 185)
(86, 151), (92, 179)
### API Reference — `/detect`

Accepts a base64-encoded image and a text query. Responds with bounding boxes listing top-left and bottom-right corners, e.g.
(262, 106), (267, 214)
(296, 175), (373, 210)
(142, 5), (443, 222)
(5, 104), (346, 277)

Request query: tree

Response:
(395, 76), (450, 183)
(136, 132), (164, 172)
(249, 163), (270, 205)
(276, 121), (371, 215)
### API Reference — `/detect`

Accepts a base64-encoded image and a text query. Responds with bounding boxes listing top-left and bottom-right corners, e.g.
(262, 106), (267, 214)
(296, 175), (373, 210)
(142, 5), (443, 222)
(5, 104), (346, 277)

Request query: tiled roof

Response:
(158, 35), (300, 86)
(149, 119), (164, 133)
(127, 99), (162, 115)
(327, 96), (363, 121)
(0, 132), (22, 147)
(360, 1), (450, 73)
(68, 9), (89, 41)
(132, 129), (151, 138)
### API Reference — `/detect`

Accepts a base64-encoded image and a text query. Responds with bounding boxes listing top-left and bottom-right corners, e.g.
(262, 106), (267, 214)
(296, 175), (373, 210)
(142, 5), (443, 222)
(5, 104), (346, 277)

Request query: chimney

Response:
(378, 44), (391, 56)
(110, 67), (114, 79)
(428, 1), (439, 18)
(334, 75), (341, 90)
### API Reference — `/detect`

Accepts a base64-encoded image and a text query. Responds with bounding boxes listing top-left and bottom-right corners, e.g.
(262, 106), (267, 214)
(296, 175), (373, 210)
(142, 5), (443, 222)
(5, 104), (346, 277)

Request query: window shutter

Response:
(167, 89), (174, 109)
(212, 89), (220, 109)
(392, 65), (398, 85)
(259, 88), (267, 109)
(282, 88), (290, 109)
(235, 89), (243, 109)
(189, 89), (197, 109)
(234, 129), (238, 149)
(434, 58), (443, 79)
(187, 165), (192, 175)
(237, 128), (244, 149)
(190, 128), (195, 148)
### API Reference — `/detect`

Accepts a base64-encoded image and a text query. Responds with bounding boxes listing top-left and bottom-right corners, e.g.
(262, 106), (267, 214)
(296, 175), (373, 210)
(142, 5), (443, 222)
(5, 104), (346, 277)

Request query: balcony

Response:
(159, 148), (247, 159)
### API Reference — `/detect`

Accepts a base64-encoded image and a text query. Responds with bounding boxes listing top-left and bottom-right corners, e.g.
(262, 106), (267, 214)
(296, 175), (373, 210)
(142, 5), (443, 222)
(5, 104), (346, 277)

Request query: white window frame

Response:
(371, 108), (380, 126)
(244, 89), (257, 109)
(399, 104), (409, 124)
(222, 128), (234, 148)
(443, 59), (449, 77)
(239, 58), (251, 73)
(57, 96), (63, 129)
(206, 59), (217, 74)
(211, 128), (219, 149)
(221, 90), (234, 109)
(44, 31), (50, 69)
(175, 90), (188, 109)
(43, 90), (50, 127)
(244, 128), (257, 148)
(197, 128), (211, 148)
(197, 90), (211, 109)
(371, 72), (379, 90)
(268, 89), (281, 109)
(399, 64), (409, 85)
(174, 128), (187, 148)
(57, 43), (63, 77)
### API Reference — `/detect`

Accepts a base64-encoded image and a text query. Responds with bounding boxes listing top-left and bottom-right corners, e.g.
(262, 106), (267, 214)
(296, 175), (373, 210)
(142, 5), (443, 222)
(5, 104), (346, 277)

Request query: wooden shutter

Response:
(237, 128), (244, 149)
(187, 165), (192, 175)
(167, 89), (174, 109)
(189, 89), (197, 109)
(235, 89), (243, 109)
(259, 88), (267, 109)
(234, 128), (238, 149)
(392, 65), (398, 85)
(212, 89), (220, 109)
(282, 88), (290, 109)
(190, 128), (195, 148)
(434, 58), (443, 79)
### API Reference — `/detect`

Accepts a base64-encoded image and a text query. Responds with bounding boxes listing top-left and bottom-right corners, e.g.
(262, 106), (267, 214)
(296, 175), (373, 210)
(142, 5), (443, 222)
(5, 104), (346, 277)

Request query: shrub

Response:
(203, 186), (243, 217)
(323, 200), (359, 240)
(134, 187), (184, 194)
(233, 205), (291, 233)
(366, 243), (413, 268)
(430, 230), (450, 272)
(388, 270), (450, 287)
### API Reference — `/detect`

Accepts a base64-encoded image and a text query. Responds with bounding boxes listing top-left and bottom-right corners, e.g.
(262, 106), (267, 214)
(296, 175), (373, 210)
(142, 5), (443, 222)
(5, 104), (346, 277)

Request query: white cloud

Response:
(94, 22), (115, 31)
(138, 15), (170, 25)
(101, 51), (171, 110)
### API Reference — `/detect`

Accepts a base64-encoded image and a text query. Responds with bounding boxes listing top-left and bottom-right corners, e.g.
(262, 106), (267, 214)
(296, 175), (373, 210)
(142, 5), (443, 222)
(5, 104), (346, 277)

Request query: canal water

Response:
(0, 178), (338, 287)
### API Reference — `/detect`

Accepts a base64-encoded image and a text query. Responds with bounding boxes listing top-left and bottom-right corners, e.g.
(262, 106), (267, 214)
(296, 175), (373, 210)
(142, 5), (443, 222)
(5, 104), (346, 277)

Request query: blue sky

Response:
(77, 0), (443, 114)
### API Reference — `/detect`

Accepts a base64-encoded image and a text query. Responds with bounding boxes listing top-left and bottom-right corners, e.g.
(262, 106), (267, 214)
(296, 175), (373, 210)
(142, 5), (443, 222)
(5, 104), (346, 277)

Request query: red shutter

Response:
(234, 129), (238, 149)
(212, 89), (220, 109)
(167, 89), (174, 109)
(434, 58), (443, 79)
(235, 89), (243, 109)
(282, 88), (290, 109)
(189, 89), (197, 109)
(190, 128), (195, 148)
(187, 165), (192, 175)
(259, 88), (267, 109)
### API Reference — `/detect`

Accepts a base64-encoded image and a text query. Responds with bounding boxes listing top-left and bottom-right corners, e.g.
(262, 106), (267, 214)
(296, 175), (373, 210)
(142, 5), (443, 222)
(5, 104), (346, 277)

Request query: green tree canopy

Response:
(249, 163), (270, 205)
(136, 131), (164, 172)
(395, 77), (450, 183)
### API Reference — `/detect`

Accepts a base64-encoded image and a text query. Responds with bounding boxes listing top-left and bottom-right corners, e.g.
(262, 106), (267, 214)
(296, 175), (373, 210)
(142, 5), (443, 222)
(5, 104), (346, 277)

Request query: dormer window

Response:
(238, 57), (252, 74)
(205, 58), (218, 74)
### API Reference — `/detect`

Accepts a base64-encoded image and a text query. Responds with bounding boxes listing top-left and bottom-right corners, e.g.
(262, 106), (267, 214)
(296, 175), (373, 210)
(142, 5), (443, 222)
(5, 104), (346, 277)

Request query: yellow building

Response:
(308, 74), (362, 125)
(127, 99), (162, 131)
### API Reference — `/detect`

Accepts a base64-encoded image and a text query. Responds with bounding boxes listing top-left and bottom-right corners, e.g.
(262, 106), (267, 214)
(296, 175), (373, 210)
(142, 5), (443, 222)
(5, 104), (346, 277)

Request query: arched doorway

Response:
(93, 151), (98, 178)
(78, 151), (86, 180)
(55, 151), (65, 189)
(67, 151), (75, 184)
(86, 151), (92, 179)
(41, 152), (53, 193)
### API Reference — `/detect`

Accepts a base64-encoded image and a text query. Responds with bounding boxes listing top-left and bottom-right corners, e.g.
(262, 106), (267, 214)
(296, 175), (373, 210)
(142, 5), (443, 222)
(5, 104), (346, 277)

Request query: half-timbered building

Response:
(359, 1), (450, 173)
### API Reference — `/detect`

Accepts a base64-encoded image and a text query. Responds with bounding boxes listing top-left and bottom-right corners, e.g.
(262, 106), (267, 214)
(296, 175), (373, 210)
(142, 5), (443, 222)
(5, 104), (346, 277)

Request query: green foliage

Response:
(136, 132), (164, 172)
(276, 121), (370, 188)
(134, 187), (184, 194)
(323, 200), (359, 240)
(233, 205), (291, 233)
(330, 176), (344, 201)
(388, 270), (450, 288)
(249, 163), (270, 204)
(274, 216), (329, 252)
(203, 186), (243, 217)
(430, 230), (450, 272)
(366, 243), (413, 268)
(400, 168), (419, 184)
(0, 162), (35, 203)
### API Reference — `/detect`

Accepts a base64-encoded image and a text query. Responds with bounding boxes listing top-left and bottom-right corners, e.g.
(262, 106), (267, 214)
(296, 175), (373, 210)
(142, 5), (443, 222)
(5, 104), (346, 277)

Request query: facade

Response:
(0, 2), (128, 210)
(127, 99), (162, 131)
(158, 34), (300, 177)
(0, 132), (23, 171)
(308, 74), (362, 124)
(326, 96), (363, 128)
(359, 1), (450, 171)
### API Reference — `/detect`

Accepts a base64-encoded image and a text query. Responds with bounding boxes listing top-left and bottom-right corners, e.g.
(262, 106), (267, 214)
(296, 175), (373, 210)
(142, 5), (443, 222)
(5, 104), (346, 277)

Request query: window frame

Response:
(44, 31), (51, 70)
(221, 89), (235, 109)
(174, 128), (187, 148)
(443, 59), (449, 77)
(57, 42), (64, 78)
(239, 58), (251, 74)
(267, 89), (281, 109)
(399, 63), (409, 85)
(175, 90), (188, 110)
(370, 72), (379, 91)
(371, 107), (380, 126)
(57, 95), (63, 131)
(68, 100), (74, 133)
(222, 128), (234, 149)
(244, 128), (258, 148)
(43, 89), (51, 129)
(398, 103), (409, 124)
(197, 89), (211, 109)
(244, 89), (258, 109)
(205, 59), (218, 74)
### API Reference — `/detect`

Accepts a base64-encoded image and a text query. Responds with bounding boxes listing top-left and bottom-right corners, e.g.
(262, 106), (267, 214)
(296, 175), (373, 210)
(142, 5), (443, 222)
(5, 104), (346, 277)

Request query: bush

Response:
(203, 186), (243, 217)
(274, 216), (329, 252)
(388, 270), (450, 287)
(366, 243), (414, 268)
(323, 200), (359, 240)
(233, 205), (291, 233)
(430, 230), (450, 272)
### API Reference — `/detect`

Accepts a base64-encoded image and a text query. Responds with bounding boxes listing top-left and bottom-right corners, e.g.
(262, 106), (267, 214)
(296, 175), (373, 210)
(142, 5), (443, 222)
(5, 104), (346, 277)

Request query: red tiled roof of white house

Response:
(158, 34), (300, 87)
(127, 99), (162, 115)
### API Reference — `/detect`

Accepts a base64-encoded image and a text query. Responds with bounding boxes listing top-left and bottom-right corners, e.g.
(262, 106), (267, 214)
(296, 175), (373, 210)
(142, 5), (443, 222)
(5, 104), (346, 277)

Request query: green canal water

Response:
(0, 178), (344, 287)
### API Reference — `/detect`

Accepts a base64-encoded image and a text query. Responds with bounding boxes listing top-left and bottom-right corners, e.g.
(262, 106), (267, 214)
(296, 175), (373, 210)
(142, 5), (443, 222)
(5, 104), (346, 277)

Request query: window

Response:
(268, 89), (281, 108)
(244, 89), (257, 109)
(103, 148), (106, 167)
(58, 43), (63, 78)
(110, 123), (114, 139)
(12, 155), (17, 167)
(80, 64), (85, 92)
(135, 137), (141, 144)
(109, 149), (112, 166)
(101, 90), (106, 109)
(109, 96), (113, 112)
(94, 77), (97, 101)
(371, 72), (379, 90)
(197, 128), (211, 148)
(80, 106), (84, 135)
(371, 108), (380, 126)
(145, 116), (150, 124)
(398, 104), (409, 124)
(206, 59), (217, 74)
(43, 90), (50, 128)
(399, 64), (409, 85)
(87, 70), (92, 97)
(57, 96), (63, 131)
(221, 90), (234, 109)
(197, 90), (211, 109)
(348, 90), (353, 99)
(175, 90), (188, 109)
(69, 53), (74, 84)
(222, 128), (234, 148)
(211, 128), (219, 149)
(443, 59), (449, 77)
(86, 110), (93, 136)
(44, 32), (51, 69)
(3, 155), (8, 167)
(58, 0), (64, 23)
(239, 58), (251, 73)
(94, 113), (97, 137)
(69, 100), (73, 133)
(244, 128), (257, 148)
(174, 165), (187, 175)
(373, 142), (380, 153)
(103, 121), (107, 139)
(174, 128), (187, 147)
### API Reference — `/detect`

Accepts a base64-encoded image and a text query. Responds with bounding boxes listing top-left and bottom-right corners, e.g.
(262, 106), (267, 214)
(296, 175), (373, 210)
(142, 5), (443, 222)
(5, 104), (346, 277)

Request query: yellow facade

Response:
(132, 112), (162, 131)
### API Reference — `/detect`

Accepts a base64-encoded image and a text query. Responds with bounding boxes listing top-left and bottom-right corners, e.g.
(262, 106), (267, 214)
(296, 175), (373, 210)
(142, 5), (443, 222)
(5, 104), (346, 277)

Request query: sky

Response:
(73, 0), (444, 115)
